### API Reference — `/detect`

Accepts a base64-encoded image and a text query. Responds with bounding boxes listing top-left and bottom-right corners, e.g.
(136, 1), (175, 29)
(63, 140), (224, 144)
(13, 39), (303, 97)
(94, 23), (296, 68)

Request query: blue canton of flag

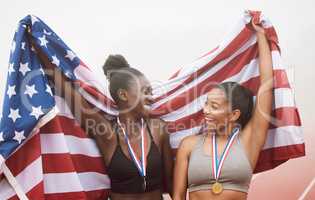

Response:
(0, 15), (82, 164)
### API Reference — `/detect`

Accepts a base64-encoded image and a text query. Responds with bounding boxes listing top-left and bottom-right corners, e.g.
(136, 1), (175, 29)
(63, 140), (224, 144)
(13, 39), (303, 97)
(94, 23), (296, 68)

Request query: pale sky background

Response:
(0, 0), (314, 132)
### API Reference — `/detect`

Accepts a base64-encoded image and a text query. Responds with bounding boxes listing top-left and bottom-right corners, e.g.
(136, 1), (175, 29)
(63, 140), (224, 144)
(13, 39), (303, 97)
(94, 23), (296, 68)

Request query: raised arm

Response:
(246, 21), (274, 151)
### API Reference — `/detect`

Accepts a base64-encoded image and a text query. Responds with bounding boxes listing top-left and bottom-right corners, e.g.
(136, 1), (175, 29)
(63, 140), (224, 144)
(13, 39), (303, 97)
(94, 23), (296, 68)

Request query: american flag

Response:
(0, 10), (304, 199)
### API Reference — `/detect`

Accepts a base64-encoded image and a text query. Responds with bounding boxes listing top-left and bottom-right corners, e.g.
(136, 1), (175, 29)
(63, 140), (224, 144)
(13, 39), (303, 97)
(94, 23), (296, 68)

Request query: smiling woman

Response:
(173, 21), (274, 200)
(33, 47), (174, 200)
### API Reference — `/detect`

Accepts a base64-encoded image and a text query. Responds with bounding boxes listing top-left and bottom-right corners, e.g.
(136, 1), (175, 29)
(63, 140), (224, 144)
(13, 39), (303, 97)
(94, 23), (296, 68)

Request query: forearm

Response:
(257, 33), (273, 89)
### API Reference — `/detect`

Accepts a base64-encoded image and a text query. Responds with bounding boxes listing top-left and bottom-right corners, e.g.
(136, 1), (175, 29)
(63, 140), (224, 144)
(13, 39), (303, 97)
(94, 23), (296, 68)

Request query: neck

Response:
(209, 123), (236, 140)
(118, 112), (143, 139)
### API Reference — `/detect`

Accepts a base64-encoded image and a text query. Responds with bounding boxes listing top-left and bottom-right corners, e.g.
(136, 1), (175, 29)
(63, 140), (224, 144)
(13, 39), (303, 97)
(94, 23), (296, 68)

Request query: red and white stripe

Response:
(0, 10), (304, 199)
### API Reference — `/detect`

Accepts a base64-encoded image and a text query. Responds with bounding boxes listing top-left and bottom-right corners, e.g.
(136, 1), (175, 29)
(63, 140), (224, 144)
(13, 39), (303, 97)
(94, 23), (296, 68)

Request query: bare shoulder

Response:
(178, 134), (200, 154)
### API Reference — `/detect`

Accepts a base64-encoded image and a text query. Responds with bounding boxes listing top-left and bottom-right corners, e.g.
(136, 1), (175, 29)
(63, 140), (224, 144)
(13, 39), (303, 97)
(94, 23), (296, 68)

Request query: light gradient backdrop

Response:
(0, 1), (314, 199)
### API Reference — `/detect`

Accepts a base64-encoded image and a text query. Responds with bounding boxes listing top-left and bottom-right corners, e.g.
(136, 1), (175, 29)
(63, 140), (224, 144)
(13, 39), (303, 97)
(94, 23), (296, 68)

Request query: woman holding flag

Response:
(32, 42), (173, 199)
(173, 20), (273, 200)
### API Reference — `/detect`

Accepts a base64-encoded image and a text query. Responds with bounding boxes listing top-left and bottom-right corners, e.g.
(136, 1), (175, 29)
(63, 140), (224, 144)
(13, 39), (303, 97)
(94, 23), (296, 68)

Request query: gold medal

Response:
(212, 182), (223, 194)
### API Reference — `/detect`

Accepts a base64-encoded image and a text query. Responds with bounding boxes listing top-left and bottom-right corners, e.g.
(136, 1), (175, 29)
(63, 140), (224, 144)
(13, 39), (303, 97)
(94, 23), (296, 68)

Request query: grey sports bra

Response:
(187, 134), (253, 193)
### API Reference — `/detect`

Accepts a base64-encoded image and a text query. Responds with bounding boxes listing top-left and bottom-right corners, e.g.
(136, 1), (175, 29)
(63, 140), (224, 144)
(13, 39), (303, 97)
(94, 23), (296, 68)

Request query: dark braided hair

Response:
(215, 82), (254, 128)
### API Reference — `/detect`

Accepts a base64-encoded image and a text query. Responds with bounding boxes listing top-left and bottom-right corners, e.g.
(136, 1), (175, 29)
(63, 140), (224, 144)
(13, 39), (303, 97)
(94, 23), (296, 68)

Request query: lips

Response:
(204, 116), (215, 122)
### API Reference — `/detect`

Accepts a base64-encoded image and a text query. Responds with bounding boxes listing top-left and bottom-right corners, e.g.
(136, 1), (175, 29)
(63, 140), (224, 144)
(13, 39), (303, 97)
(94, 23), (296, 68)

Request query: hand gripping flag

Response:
(0, 10), (304, 200)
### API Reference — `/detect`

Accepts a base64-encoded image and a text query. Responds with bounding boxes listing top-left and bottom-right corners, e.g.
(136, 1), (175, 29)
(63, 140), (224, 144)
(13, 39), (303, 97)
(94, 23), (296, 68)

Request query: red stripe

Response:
(42, 153), (106, 174)
(76, 79), (116, 108)
(154, 26), (279, 103)
(254, 143), (305, 173)
(199, 46), (220, 59)
(153, 44), (281, 116)
(269, 107), (302, 129)
(26, 181), (45, 200)
(168, 69), (181, 80)
(154, 27), (254, 102)
(7, 182), (45, 200)
(167, 106), (300, 134)
(44, 189), (110, 200)
(40, 116), (89, 138)
(5, 133), (41, 176)
(242, 69), (291, 94)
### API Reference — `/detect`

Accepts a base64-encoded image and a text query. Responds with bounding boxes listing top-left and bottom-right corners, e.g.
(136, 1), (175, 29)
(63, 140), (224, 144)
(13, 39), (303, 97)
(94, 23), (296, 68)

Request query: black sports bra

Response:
(107, 121), (163, 194)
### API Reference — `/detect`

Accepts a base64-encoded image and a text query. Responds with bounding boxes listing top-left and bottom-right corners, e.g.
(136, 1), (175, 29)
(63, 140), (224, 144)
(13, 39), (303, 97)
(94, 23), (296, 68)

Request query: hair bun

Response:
(103, 54), (130, 74)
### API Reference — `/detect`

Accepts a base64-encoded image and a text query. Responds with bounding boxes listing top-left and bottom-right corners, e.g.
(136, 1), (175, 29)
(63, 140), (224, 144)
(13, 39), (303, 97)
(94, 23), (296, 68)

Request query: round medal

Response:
(212, 182), (223, 194)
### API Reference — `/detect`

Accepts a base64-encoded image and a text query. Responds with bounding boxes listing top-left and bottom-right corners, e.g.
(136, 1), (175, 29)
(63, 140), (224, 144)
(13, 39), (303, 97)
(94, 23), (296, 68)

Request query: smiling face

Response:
(203, 87), (240, 133)
(123, 75), (153, 118)
(114, 74), (153, 120)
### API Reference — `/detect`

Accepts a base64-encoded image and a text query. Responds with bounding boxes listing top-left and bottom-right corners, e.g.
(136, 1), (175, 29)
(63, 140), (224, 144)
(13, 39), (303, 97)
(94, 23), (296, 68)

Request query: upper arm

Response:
(155, 120), (174, 196)
(173, 136), (196, 200)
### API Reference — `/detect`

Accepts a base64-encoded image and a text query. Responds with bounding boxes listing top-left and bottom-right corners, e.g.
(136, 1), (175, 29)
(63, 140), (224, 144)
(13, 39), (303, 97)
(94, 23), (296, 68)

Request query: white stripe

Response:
(153, 48), (283, 111)
(0, 175), (16, 199)
(0, 157), (43, 199)
(78, 172), (111, 191)
(0, 155), (4, 169)
(297, 176), (315, 200)
(224, 51), (284, 83)
(74, 64), (108, 97)
(44, 172), (110, 193)
(78, 87), (118, 116)
(152, 35), (258, 109)
(161, 87), (296, 122)
(262, 126), (304, 150)
(170, 125), (303, 149)
(158, 52), (285, 121)
(40, 134), (102, 157)
(174, 17), (246, 79)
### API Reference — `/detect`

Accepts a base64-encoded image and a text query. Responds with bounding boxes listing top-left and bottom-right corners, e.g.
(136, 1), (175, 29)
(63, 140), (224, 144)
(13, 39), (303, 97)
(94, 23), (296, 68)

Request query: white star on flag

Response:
(7, 85), (16, 98)
(52, 55), (60, 66)
(46, 84), (53, 96)
(39, 68), (45, 75)
(11, 41), (16, 54)
(13, 130), (25, 144)
(0, 132), (4, 142)
(24, 84), (38, 98)
(38, 35), (48, 48)
(43, 29), (52, 35)
(65, 50), (76, 61)
(19, 62), (31, 76)
(8, 108), (21, 123)
(8, 63), (15, 75)
(21, 42), (26, 50)
(30, 106), (44, 120)
(31, 15), (39, 25)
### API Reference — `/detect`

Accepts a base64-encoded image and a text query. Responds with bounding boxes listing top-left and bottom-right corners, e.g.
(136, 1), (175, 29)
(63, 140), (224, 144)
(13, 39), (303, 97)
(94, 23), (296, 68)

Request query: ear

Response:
(117, 89), (128, 101)
(229, 109), (241, 123)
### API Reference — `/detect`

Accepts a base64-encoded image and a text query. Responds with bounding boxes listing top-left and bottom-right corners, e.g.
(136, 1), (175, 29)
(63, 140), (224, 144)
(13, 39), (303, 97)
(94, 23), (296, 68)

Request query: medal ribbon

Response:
(212, 128), (240, 180)
(117, 117), (147, 178)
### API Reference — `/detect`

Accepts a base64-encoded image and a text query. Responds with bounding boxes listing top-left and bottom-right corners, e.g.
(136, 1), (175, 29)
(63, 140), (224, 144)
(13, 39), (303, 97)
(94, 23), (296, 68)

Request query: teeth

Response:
(144, 105), (152, 110)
